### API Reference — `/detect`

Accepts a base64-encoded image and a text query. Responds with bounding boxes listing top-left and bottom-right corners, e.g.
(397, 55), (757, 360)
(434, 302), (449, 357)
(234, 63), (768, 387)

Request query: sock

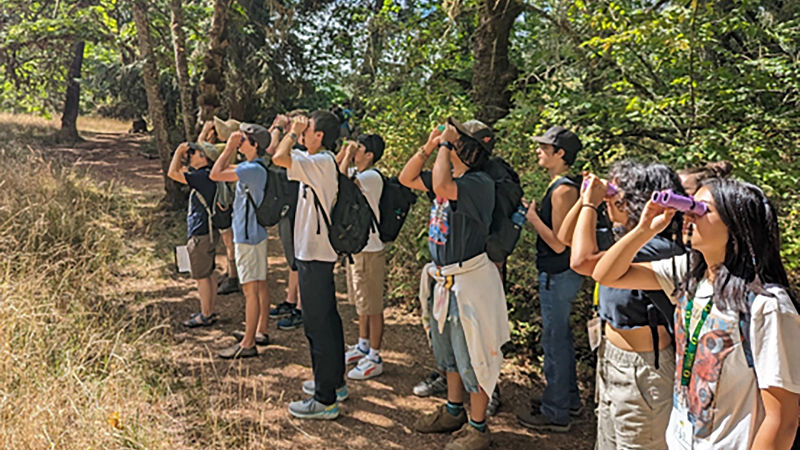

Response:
(446, 401), (464, 417)
(368, 348), (381, 363)
(357, 338), (369, 354)
(469, 418), (487, 432)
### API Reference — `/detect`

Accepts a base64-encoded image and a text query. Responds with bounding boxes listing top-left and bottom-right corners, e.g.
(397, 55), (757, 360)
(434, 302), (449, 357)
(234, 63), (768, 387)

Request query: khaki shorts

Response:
(188, 231), (218, 279)
(346, 250), (386, 316)
(595, 337), (675, 450)
(235, 240), (268, 284)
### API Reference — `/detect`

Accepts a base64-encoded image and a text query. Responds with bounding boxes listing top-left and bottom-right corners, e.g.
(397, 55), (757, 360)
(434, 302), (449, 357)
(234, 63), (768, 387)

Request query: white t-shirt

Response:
(351, 168), (384, 253)
(287, 149), (338, 263)
(651, 253), (800, 450)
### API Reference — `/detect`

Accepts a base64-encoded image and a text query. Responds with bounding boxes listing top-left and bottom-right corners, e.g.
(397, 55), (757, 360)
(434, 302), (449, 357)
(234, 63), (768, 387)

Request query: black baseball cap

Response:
(532, 126), (582, 165)
(240, 123), (271, 150)
(448, 117), (495, 154)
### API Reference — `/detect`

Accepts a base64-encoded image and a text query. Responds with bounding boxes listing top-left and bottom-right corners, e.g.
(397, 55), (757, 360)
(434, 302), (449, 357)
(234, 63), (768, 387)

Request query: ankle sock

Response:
(446, 401), (464, 417)
(368, 348), (381, 363)
(357, 338), (369, 354)
(469, 418), (487, 432)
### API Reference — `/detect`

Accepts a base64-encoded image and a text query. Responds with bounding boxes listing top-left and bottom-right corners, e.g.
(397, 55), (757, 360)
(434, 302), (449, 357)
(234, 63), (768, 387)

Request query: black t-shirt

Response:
(185, 166), (217, 238)
(420, 171), (494, 267)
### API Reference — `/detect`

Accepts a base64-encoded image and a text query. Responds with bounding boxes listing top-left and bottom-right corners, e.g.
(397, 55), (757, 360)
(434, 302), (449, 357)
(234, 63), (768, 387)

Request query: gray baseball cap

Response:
(532, 126), (582, 165)
(240, 123), (271, 150)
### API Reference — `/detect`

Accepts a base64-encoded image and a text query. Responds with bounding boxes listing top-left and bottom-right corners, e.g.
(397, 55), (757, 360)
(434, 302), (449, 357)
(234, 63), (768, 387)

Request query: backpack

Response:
(309, 153), (378, 260)
(247, 159), (300, 228)
(371, 168), (417, 243)
(483, 157), (525, 263)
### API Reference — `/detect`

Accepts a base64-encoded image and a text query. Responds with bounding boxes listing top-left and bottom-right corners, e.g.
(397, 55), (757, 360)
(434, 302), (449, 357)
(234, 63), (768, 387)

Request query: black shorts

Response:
(278, 216), (297, 271)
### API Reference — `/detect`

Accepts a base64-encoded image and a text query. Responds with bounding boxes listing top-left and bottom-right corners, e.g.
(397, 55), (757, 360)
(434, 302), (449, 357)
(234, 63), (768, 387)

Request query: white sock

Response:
(358, 338), (369, 354)
(368, 348), (381, 363)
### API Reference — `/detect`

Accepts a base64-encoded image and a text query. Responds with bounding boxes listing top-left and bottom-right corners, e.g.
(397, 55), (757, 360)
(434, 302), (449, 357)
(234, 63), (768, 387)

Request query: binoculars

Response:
(583, 179), (618, 196)
(651, 189), (708, 215)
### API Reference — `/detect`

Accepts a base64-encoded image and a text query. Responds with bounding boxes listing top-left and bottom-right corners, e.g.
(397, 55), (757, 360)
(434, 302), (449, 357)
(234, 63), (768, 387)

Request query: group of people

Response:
(167, 109), (800, 450)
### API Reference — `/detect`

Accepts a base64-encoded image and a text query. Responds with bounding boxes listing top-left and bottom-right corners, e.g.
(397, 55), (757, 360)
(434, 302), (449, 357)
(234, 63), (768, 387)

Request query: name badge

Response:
(673, 396), (693, 449)
(587, 317), (602, 351)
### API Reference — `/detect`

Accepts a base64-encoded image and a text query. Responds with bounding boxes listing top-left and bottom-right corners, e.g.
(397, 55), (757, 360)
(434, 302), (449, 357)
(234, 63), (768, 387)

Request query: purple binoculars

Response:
(582, 179), (618, 196)
(651, 189), (708, 215)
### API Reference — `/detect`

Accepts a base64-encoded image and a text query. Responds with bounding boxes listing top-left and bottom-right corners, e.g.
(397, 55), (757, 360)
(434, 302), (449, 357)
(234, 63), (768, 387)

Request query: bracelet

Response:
(417, 147), (430, 160)
(438, 140), (455, 151)
(582, 203), (598, 212)
(270, 126), (284, 134)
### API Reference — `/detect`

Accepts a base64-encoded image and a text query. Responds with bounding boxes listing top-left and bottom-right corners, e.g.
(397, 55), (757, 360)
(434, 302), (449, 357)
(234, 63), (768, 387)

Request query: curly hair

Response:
(609, 161), (686, 237)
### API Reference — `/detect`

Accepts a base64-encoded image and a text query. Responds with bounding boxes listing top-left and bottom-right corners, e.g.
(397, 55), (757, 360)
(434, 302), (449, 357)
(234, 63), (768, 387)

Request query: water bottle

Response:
(511, 205), (528, 228)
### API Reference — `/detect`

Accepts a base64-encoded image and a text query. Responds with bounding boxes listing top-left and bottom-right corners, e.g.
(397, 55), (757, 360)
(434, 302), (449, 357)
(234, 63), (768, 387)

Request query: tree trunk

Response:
(58, 40), (85, 143)
(360, 0), (385, 82)
(197, 0), (231, 130)
(472, 0), (523, 125)
(170, 0), (195, 141)
(131, 0), (182, 207)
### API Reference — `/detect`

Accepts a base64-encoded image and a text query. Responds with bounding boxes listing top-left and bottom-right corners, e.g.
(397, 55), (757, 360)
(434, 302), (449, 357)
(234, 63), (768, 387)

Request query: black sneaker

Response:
(217, 277), (240, 295)
(516, 408), (571, 433)
(277, 309), (303, 330)
(530, 397), (583, 417)
(269, 301), (296, 318)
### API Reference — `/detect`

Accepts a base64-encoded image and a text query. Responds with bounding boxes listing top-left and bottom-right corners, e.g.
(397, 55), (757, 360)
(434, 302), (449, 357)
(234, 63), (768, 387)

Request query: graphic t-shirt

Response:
(184, 166), (217, 238)
(287, 149), (338, 263)
(351, 168), (384, 253)
(420, 171), (494, 267)
(233, 158), (268, 245)
(652, 254), (800, 450)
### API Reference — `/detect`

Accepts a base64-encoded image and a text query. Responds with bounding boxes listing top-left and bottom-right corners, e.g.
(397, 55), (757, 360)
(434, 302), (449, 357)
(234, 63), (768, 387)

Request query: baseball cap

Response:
(240, 123), (271, 150)
(532, 126), (582, 165)
(448, 117), (495, 154)
(188, 142), (219, 162)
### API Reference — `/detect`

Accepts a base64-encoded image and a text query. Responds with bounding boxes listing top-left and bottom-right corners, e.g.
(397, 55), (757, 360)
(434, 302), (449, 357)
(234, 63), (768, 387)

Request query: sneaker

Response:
(529, 397), (583, 417)
(232, 330), (270, 346)
(301, 380), (349, 401)
(414, 404), (467, 434)
(288, 397), (339, 420)
(217, 273), (228, 287)
(444, 423), (491, 450)
(516, 408), (571, 432)
(413, 371), (448, 397)
(269, 301), (296, 318)
(486, 388), (501, 417)
(217, 277), (241, 295)
(277, 309), (303, 330)
(348, 357), (383, 380)
(345, 345), (368, 365)
(218, 343), (258, 359)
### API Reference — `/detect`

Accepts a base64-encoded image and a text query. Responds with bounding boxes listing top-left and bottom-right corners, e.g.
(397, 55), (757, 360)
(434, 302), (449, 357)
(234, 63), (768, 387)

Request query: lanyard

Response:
(680, 296), (714, 386)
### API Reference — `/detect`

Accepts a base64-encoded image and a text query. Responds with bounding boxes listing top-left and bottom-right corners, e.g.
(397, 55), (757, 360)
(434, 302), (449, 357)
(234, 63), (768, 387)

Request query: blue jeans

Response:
(539, 269), (584, 425)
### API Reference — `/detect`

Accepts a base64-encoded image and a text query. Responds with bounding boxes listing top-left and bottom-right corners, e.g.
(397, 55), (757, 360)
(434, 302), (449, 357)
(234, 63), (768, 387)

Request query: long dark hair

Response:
(679, 178), (797, 313)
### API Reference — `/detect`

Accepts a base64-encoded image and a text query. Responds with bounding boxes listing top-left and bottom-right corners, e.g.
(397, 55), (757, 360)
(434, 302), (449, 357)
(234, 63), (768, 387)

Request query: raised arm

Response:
(210, 132), (241, 183)
(399, 127), (442, 192)
(338, 141), (357, 174)
(526, 184), (579, 254)
(198, 120), (215, 143)
(431, 124), (460, 200)
(570, 174), (611, 275)
(266, 114), (289, 156)
(273, 115), (308, 169)
(167, 142), (190, 185)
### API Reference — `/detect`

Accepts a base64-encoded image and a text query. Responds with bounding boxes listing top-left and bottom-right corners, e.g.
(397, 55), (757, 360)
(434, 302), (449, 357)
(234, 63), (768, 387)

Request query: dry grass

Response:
(0, 112), (130, 138)
(76, 115), (131, 134)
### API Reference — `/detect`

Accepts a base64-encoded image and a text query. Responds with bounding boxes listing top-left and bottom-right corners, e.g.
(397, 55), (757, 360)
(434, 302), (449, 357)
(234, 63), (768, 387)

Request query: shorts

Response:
(428, 290), (480, 394)
(219, 227), (233, 235)
(188, 232), (219, 279)
(595, 337), (675, 450)
(278, 215), (296, 271)
(346, 250), (386, 316)
(235, 240), (268, 284)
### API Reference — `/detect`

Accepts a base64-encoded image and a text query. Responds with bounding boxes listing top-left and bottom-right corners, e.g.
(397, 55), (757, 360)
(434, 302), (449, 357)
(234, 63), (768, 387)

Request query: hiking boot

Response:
(529, 397), (583, 417)
(413, 371), (447, 397)
(345, 345), (368, 365)
(348, 357), (383, 380)
(486, 388), (501, 417)
(444, 423), (491, 450)
(269, 301), (296, 318)
(516, 408), (571, 432)
(414, 404), (467, 434)
(232, 330), (270, 346)
(217, 277), (241, 295)
(302, 380), (349, 401)
(277, 309), (303, 330)
(217, 273), (228, 287)
(218, 343), (258, 360)
(288, 397), (339, 420)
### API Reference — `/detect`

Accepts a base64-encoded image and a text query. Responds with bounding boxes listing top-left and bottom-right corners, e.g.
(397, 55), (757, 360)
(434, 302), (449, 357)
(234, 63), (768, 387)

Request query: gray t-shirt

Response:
(421, 171), (494, 267)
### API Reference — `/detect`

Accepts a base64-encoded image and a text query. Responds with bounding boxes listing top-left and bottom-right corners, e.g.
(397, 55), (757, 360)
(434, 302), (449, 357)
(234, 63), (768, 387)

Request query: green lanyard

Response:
(680, 296), (714, 386)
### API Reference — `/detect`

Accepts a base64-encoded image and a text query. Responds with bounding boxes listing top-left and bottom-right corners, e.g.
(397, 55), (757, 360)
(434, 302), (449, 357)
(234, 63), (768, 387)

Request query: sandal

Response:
(219, 343), (258, 359)
(183, 312), (217, 328)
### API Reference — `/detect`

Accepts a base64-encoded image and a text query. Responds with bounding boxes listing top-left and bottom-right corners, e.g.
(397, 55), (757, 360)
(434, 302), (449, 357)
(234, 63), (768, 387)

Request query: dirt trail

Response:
(54, 132), (596, 449)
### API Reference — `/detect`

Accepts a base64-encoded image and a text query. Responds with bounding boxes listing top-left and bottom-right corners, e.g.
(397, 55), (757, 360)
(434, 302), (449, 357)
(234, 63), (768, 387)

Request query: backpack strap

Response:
(190, 188), (215, 245)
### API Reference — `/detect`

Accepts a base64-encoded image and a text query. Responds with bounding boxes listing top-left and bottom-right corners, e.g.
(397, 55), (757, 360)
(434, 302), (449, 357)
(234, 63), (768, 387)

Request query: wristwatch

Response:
(288, 132), (299, 142)
(438, 140), (455, 150)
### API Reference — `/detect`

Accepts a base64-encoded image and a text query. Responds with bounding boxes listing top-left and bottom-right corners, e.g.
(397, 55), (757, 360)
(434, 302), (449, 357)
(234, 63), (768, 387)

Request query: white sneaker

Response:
(345, 345), (368, 365)
(348, 357), (383, 380)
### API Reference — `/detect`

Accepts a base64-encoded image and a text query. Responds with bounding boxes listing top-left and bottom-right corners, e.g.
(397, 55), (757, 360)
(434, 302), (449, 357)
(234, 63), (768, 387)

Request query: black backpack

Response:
(371, 168), (417, 243)
(247, 159), (300, 228)
(310, 153), (378, 260)
(483, 157), (525, 263)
